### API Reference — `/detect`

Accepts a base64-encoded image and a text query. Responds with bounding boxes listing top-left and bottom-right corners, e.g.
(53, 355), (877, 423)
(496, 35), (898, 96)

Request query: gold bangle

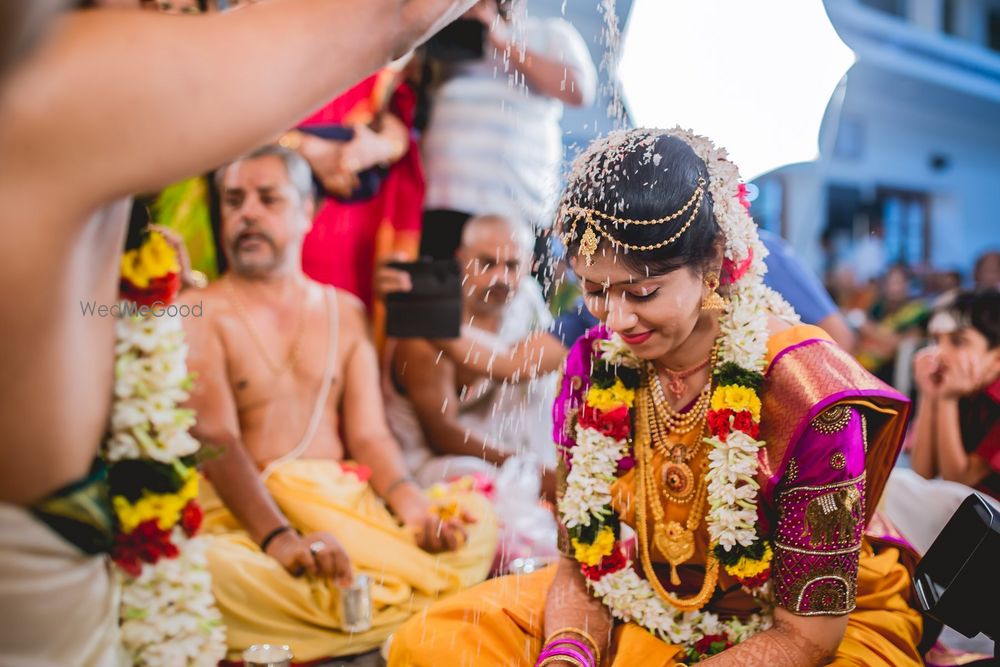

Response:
(538, 657), (586, 667)
(278, 130), (303, 151)
(544, 627), (601, 666)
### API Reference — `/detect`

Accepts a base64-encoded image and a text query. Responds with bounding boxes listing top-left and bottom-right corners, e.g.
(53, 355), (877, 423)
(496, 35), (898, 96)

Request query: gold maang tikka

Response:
(560, 178), (707, 266)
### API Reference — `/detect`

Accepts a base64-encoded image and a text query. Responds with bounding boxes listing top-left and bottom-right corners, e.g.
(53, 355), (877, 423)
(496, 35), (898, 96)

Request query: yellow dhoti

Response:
(201, 460), (497, 662)
(389, 543), (922, 667)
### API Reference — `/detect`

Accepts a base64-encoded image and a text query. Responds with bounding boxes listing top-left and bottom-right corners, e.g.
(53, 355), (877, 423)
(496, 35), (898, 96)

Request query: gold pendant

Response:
(662, 461), (694, 501)
(579, 224), (599, 265)
(655, 521), (695, 586)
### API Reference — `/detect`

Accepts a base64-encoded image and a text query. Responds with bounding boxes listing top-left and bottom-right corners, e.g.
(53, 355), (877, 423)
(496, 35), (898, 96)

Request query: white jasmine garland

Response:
(559, 128), (806, 658)
(119, 532), (225, 667)
(559, 334), (774, 654)
(590, 568), (773, 647)
(107, 312), (226, 665)
(559, 427), (626, 529)
(597, 336), (643, 369)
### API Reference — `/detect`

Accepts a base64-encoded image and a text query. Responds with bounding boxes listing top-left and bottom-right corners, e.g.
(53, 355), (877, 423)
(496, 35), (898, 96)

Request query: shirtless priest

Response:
(179, 146), (495, 662)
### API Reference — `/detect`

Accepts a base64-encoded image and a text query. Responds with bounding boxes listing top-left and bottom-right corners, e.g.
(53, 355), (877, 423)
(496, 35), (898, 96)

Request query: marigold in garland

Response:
(710, 385), (761, 422)
(585, 380), (635, 413)
(120, 231), (180, 289)
(724, 542), (773, 581)
(113, 468), (199, 533)
(571, 526), (616, 566)
(580, 545), (627, 581)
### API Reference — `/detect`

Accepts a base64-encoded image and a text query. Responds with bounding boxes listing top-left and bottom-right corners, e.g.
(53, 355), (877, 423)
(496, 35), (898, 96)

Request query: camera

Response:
(914, 492), (999, 659)
(385, 259), (462, 339)
(423, 19), (485, 63)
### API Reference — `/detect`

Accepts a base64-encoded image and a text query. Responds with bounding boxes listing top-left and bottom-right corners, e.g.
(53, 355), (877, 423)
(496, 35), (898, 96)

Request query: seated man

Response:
(181, 145), (496, 662)
(384, 214), (559, 489)
(377, 229), (855, 390)
(883, 288), (1000, 553)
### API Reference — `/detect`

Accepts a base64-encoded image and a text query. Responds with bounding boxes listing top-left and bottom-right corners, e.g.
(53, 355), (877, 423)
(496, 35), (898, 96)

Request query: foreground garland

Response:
(558, 128), (800, 663)
(105, 231), (226, 666)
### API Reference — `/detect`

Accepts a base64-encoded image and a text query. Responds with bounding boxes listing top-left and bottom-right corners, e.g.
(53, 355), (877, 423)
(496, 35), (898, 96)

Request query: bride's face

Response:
(574, 250), (707, 361)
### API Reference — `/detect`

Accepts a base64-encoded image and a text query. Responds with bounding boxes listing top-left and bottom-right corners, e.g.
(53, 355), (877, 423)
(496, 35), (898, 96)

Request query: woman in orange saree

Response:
(388, 128), (922, 667)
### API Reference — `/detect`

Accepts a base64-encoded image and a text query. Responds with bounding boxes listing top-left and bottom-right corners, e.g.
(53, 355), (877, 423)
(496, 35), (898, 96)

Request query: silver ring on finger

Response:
(309, 541), (326, 555)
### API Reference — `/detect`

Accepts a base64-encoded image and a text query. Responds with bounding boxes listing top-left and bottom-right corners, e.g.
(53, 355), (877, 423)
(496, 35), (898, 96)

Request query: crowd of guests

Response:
(116, 0), (600, 661)
(131, 2), (1000, 660)
(10, 0), (997, 663)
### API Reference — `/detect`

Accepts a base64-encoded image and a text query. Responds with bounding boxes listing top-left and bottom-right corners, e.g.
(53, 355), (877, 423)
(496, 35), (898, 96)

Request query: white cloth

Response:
(384, 279), (558, 487)
(422, 17), (597, 229)
(0, 503), (124, 666)
(881, 467), (1000, 555)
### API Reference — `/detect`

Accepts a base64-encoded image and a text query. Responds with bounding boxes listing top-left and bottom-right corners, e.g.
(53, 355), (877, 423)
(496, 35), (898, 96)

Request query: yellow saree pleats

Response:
(201, 460), (496, 662)
(389, 542), (921, 667)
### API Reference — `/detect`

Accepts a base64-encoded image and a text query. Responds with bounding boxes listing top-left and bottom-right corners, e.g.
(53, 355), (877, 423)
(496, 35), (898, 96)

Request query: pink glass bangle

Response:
(547, 637), (595, 665)
(535, 645), (592, 667)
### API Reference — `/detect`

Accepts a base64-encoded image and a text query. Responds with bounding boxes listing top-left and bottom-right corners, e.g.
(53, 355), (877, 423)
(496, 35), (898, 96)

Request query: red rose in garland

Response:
(578, 404), (631, 441)
(180, 500), (203, 537)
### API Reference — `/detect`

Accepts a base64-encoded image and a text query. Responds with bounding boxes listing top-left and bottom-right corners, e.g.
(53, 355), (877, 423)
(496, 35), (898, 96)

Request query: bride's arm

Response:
(542, 554), (614, 666)
(700, 608), (846, 666)
(705, 402), (870, 666)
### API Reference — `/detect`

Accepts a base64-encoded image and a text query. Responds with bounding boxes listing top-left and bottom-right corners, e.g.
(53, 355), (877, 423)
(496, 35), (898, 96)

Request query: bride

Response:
(387, 128), (922, 666)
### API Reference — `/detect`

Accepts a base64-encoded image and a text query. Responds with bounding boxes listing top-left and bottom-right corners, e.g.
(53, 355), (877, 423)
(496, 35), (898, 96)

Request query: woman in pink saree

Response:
(292, 67), (425, 310)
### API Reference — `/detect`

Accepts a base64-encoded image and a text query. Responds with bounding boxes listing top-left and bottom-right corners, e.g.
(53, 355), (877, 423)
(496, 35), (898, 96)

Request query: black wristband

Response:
(259, 525), (294, 554)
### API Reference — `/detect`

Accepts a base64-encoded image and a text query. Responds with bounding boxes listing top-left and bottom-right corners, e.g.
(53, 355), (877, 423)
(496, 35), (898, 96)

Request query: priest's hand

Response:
(265, 529), (353, 585)
(397, 495), (473, 554)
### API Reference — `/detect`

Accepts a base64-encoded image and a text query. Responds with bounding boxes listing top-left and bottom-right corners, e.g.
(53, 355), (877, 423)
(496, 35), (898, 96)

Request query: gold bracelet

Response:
(544, 627), (601, 666)
(538, 656), (586, 667)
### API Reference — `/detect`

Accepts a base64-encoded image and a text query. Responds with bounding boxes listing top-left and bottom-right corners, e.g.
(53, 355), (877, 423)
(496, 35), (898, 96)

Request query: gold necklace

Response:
(646, 342), (719, 435)
(644, 342), (719, 502)
(648, 398), (705, 504)
(635, 386), (719, 610)
(660, 354), (712, 399)
(648, 376), (710, 435)
(225, 279), (309, 377)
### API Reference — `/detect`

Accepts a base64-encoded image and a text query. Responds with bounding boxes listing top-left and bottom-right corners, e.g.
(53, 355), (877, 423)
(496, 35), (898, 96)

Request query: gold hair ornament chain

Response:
(561, 178), (707, 265)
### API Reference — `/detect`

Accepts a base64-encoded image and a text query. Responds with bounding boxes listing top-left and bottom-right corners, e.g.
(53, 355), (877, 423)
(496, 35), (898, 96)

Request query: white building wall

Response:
(771, 0), (1000, 276)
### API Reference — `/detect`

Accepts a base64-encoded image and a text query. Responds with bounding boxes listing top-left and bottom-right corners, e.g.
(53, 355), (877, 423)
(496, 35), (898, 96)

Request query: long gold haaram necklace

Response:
(634, 370), (719, 611)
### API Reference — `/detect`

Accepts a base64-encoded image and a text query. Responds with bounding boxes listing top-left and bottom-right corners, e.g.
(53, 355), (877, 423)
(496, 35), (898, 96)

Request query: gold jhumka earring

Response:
(700, 272), (728, 311)
(560, 178), (707, 266)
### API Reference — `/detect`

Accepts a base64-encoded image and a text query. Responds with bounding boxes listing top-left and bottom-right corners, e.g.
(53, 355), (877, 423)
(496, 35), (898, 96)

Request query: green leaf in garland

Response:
(108, 459), (185, 502)
(714, 538), (768, 566)
(615, 364), (642, 389)
(591, 372), (617, 390)
(591, 359), (641, 390)
(570, 508), (620, 545)
(714, 362), (764, 391)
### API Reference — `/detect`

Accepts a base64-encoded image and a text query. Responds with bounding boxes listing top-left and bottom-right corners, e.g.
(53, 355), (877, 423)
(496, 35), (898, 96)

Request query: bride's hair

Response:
(559, 131), (721, 277)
